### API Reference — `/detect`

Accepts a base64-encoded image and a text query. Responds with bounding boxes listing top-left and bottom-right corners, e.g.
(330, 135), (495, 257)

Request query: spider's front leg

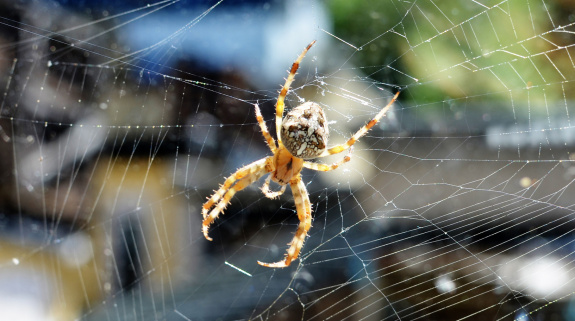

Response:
(261, 175), (287, 199)
(258, 175), (311, 268)
(202, 157), (272, 241)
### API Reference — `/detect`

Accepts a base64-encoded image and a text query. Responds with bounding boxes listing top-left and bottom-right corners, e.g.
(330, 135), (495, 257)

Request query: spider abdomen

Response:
(281, 102), (329, 159)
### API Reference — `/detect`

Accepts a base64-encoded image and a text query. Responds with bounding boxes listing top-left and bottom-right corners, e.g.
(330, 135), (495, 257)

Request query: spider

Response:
(202, 40), (400, 268)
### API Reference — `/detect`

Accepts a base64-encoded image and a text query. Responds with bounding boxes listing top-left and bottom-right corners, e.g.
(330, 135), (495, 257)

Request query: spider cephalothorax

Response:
(202, 40), (399, 268)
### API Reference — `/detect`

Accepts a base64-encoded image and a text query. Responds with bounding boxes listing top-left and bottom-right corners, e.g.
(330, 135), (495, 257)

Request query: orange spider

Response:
(202, 41), (400, 268)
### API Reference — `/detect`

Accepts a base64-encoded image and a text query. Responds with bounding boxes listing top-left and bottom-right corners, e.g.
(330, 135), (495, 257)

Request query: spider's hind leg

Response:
(254, 103), (277, 153)
(275, 40), (316, 146)
(319, 91), (399, 157)
(303, 146), (353, 172)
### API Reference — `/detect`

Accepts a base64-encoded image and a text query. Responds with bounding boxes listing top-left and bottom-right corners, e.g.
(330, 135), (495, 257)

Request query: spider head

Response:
(281, 102), (329, 159)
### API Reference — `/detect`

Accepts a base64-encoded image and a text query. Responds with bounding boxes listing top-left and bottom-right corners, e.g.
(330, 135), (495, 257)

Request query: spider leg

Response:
(319, 91), (400, 157)
(303, 146), (353, 172)
(261, 175), (287, 199)
(254, 103), (277, 153)
(275, 40), (316, 146)
(258, 175), (311, 268)
(203, 158), (271, 241)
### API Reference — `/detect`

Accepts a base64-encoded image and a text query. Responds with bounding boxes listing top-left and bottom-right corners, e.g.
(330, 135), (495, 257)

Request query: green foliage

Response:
(329, 0), (573, 113)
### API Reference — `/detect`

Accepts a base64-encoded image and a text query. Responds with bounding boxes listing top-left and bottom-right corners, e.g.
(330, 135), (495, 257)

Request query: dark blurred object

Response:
(1, 0), (115, 224)
(0, 1), (122, 319)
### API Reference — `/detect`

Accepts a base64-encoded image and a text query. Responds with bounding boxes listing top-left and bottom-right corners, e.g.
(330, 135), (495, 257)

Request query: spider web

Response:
(0, 0), (574, 320)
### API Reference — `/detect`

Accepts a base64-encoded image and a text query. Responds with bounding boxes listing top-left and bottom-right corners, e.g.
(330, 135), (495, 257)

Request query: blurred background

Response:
(0, 0), (575, 320)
